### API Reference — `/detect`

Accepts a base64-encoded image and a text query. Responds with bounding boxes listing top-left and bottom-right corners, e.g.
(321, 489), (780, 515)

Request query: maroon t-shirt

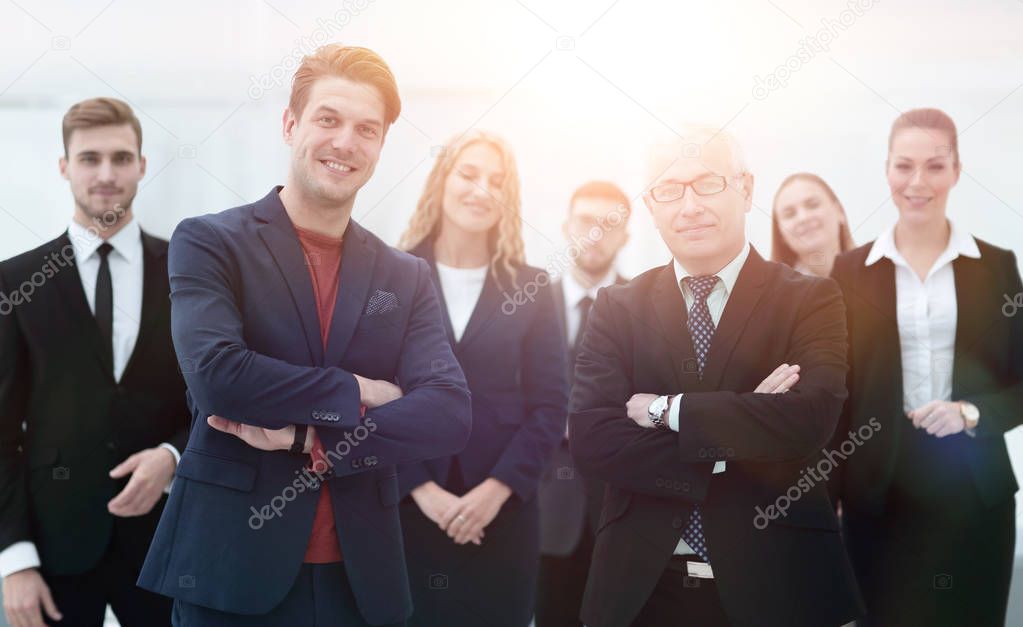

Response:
(295, 224), (344, 563)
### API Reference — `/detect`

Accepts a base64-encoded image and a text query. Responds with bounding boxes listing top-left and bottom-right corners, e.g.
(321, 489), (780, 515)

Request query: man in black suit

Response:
(535, 181), (630, 627)
(0, 98), (187, 627)
(568, 126), (863, 626)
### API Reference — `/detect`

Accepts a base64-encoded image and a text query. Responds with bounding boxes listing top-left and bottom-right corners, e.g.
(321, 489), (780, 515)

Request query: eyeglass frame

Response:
(648, 173), (748, 203)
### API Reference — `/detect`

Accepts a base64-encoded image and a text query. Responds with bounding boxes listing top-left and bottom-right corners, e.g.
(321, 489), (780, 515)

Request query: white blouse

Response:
(864, 220), (981, 412)
(435, 262), (488, 342)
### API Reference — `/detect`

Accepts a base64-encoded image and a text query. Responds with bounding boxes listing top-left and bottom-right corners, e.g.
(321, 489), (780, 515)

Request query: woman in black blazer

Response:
(396, 130), (568, 627)
(830, 108), (1023, 627)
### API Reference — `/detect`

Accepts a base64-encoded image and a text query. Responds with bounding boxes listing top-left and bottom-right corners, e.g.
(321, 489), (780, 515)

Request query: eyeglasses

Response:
(649, 175), (732, 202)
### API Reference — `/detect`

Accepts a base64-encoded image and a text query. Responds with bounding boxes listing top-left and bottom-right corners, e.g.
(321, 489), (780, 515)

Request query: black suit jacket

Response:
(569, 248), (862, 627)
(538, 274), (626, 556)
(830, 238), (1023, 514)
(0, 230), (189, 575)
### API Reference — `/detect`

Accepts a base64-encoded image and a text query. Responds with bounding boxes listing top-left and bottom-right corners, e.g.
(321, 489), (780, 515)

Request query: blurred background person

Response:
(535, 180), (630, 627)
(397, 130), (568, 627)
(0, 98), (188, 627)
(771, 173), (856, 277)
(830, 107), (1023, 626)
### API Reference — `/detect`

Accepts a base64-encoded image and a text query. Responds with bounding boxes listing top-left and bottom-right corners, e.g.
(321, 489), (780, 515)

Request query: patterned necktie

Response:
(679, 274), (719, 563)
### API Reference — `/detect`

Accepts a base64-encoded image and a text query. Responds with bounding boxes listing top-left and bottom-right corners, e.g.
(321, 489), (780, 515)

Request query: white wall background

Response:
(1, 0), (1022, 619)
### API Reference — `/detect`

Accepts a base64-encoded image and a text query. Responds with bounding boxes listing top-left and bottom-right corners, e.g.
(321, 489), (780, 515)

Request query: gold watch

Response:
(959, 401), (980, 431)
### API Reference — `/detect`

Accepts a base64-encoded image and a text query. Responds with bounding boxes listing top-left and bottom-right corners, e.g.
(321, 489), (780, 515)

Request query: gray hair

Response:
(645, 124), (748, 185)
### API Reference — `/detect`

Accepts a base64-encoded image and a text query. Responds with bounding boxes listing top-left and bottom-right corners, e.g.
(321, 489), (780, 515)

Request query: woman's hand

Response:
(907, 400), (966, 438)
(441, 478), (512, 545)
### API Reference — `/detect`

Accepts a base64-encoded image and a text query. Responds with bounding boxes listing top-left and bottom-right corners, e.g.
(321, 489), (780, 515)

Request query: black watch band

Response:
(290, 424), (308, 455)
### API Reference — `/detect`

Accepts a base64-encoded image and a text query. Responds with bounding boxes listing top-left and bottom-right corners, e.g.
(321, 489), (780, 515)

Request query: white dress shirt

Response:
(561, 268), (619, 346)
(666, 241), (750, 555)
(0, 217), (180, 578)
(435, 262), (488, 342)
(864, 220), (979, 413)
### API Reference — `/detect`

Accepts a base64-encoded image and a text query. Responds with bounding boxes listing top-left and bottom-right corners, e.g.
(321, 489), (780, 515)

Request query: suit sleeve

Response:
(317, 258), (472, 478)
(0, 268), (33, 552)
(964, 250), (1023, 437)
(168, 218), (471, 476)
(826, 254), (855, 506)
(569, 287), (713, 501)
(675, 277), (849, 464)
(489, 277), (569, 501)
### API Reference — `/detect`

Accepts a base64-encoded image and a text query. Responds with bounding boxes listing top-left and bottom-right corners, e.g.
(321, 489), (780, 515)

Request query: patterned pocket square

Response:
(364, 289), (399, 316)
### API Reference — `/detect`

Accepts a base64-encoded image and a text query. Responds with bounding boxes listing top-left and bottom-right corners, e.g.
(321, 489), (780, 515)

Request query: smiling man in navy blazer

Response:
(137, 45), (472, 627)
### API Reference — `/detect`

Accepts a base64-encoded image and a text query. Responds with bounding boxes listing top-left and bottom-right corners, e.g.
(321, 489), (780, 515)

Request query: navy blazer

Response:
(397, 239), (568, 503)
(137, 188), (471, 624)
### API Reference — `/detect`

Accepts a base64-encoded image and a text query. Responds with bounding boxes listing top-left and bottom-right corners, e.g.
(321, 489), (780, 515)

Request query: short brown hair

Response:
(888, 107), (959, 165)
(569, 180), (631, 219)
(62, 97), (142, 157)
(289, 44), (401, 127)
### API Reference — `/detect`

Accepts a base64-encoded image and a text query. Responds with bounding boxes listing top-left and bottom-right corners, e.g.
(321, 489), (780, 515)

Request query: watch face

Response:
(962, 402), (980, 421)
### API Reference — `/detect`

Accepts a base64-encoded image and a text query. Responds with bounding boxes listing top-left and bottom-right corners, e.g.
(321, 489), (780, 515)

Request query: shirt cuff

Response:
(0, 542), (40, 578)
(159, 443), (180, 494)
(668, 394), (683, 432)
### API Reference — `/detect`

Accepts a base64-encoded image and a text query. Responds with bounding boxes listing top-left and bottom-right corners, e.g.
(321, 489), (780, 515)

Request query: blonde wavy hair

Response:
(399, 130), (525, 288)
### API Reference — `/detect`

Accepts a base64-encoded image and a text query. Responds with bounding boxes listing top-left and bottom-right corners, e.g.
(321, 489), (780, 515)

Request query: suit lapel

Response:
(651, 263), (701, 390)
(52, 231), (115, 380)
(700, 249), (770, 391)
(951, 252), (993, 398)
(255, 193), (324, 366)
(323, 220), (376, 367)
(409, 239), (457, 346)
(121, 231), (165, 380)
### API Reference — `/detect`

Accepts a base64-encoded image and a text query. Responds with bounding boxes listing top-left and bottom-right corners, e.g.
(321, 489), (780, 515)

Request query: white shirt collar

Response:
(562, 267), (618, 309)
(864, 219), (980, 271)
(68, 216), (142, 264)
(673, 241), (751, 297)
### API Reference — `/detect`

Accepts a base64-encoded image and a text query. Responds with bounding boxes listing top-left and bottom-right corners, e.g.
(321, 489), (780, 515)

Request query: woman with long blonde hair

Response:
(397, 130), (568, 626)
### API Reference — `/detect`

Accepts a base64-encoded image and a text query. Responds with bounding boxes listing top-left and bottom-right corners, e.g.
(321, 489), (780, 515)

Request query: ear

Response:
(642, 191), (655, 214)
(138, 154), (147, 178)
(58, 156), (69, 181)
(282, 108), (297, 145)
(952, 160), (961, 186)
(561, 217), (570, 240)
(742, 172), (755, 213)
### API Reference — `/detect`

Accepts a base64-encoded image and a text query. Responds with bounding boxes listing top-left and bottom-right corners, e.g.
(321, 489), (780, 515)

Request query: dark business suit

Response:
(830, 239), (1023, 627)
(534, 274), (625, 627)
(0, 229), (188, 624)
(137, 188), (472, 626)
(397, 239), (568, 627)
(569, 248), (863, 627)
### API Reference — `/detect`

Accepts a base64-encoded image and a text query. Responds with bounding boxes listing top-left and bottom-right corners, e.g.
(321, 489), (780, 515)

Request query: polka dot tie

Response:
(680, 274), (719, 564)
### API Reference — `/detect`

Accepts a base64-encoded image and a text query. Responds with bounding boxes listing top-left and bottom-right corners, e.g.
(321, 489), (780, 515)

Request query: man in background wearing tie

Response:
(569, 126), (862, 626)
(0, 98), (188, 626)
(535, 181), (630, 627)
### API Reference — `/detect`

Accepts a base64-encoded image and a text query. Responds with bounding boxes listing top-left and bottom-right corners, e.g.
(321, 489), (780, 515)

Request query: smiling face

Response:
(59, 123), (145, 225)
(773, 177), (845, 261)
(886, 126), (960, 225)
(439, 141), (506, 237)
(282, 76), (387, 211)
(643, 138), (753, 274)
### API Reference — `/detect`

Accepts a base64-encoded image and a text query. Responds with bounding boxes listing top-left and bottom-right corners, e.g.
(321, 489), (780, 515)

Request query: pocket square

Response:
(364, 289), (399, 316)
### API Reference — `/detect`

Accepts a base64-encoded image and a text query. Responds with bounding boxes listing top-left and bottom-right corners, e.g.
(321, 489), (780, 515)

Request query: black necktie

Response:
(95, 243), (114, 372)
(572, 295), (594, 357)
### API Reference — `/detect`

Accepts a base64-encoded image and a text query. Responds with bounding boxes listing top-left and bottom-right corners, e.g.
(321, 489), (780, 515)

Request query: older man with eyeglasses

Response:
(567, 125), (864, 627)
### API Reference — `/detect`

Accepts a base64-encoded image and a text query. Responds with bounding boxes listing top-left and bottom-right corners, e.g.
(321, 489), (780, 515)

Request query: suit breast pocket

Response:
(176, 449), (257, 493)
(358, 308), (405, 331)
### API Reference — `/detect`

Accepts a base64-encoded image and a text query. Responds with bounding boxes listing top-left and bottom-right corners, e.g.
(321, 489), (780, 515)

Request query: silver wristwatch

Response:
(647, 395), (670, 430)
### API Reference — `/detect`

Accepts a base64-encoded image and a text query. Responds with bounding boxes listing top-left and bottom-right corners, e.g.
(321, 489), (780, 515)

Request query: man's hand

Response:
(354, 375), (403, 409)
(441, 478), (512, 545)
(206, 415), (314, 452)
(626, 393), (659, 429)
(2, 568), (61, 627)
(907, 400), (965, 438)
(107, 446), (177, 517)
(754, 363), (800, 393)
